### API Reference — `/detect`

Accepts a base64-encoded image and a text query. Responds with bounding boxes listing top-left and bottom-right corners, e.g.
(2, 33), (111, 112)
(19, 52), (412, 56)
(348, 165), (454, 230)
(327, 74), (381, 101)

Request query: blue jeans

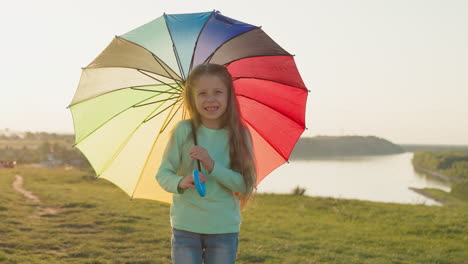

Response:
(171, 228), (239, 264)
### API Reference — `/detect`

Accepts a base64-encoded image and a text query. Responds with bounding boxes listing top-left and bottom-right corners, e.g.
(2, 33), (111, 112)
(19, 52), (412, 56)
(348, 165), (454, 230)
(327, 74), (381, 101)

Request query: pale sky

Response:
(0, 0), (467, 145)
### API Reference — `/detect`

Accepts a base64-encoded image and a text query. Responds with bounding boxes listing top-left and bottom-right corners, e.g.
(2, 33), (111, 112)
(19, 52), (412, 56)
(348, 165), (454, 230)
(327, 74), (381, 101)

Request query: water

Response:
(256, 152), (451, 206)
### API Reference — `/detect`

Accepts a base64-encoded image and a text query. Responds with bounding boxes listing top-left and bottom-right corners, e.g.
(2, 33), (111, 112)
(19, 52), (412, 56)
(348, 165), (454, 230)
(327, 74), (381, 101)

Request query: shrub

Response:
(292, 186), (306, 196)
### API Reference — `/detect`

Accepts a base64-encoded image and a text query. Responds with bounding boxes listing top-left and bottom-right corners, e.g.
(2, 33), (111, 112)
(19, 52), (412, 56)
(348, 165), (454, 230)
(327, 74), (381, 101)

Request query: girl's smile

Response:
(194, 74), (228, 129)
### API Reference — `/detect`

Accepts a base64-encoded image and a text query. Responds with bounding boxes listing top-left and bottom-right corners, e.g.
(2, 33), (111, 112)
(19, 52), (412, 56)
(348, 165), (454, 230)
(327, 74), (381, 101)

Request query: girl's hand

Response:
(190, 146), (215, 172)
(178, 172), (207, 190)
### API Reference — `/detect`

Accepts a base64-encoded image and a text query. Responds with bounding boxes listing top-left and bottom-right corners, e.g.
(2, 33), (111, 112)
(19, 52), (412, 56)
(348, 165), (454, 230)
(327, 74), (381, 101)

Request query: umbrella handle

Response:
(193, 170), (206, 197)
(190, 121), (202, 171)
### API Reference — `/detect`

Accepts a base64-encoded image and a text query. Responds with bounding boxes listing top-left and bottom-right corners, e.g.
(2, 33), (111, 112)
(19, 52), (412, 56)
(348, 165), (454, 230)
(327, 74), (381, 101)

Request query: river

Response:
(256, 152), (451, 206)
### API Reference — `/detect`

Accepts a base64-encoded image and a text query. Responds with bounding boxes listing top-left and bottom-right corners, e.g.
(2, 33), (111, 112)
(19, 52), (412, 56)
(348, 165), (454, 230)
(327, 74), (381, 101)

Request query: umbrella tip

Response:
(286, 160), (290, 164)
(129, 198), (133, 201)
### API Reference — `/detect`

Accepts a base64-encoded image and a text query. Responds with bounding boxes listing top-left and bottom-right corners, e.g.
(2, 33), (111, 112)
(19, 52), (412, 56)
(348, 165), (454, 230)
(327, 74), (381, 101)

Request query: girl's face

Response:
(193, 74), (229, 129)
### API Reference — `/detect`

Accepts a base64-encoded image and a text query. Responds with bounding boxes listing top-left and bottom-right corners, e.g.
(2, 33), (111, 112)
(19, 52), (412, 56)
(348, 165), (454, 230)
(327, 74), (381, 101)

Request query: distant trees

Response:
(412, 151), (468, 182)
(0, 134), (20, 140)
(0, 131), (74, 142)
(0, 132), (90, 169)
(290, 136), (405, 160)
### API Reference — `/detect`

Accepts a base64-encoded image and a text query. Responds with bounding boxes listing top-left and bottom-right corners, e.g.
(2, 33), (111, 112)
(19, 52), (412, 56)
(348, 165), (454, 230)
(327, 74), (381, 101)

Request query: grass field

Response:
(0, 167), (467, 263)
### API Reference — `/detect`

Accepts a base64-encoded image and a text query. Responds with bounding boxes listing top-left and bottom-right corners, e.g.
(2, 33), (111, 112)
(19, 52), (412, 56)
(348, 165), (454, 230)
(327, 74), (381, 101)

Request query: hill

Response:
(290, 136), (404, 160)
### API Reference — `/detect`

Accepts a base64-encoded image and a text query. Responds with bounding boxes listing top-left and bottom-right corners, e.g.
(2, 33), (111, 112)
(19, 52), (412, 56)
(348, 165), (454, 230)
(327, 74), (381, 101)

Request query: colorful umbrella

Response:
(69, 10), (308, 203)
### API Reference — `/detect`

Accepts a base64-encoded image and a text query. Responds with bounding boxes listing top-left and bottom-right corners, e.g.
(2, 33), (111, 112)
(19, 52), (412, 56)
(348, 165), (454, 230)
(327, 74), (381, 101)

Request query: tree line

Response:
(0, 132), (90, 169)
(290, 135), (405, 159)
(412, 151), (468, 182)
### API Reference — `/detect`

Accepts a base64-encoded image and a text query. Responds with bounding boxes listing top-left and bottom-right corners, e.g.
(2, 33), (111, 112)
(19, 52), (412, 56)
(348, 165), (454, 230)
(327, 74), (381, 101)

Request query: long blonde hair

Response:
(183, 64), (256, 209)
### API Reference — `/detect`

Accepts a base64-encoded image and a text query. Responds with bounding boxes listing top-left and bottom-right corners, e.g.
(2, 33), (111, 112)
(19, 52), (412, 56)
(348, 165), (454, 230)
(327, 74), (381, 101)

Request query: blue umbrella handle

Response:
(193, 170), (206, 197)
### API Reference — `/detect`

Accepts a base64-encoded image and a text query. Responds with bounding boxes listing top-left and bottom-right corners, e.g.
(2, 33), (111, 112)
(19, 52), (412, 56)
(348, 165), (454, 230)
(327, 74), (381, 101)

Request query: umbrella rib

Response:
(133, 96), (179, 108)
(223, 54), (294, 66)
(130, 87), (181, 95)
(151, 54), (185, 91)
(109, 36), (183, 82)
(130, 96), (184, 198)
(96, 93), (180, 177)
(163, 14), (186, 80)
(236, 94), (305, 129)
(159, 100), (184, 133)
(188, 11), (215, 73)
(68, 82), (180, 108)
(242, 118), (289, 162)
(83, 64), (182, 83)
(233, 76), (308, 91)
(137, 69), (182, 93)
(173, 45), (185, 80)
(72, 88), (181, 147)
(202, 27), (259, 65)
(143, 97), (182, 123)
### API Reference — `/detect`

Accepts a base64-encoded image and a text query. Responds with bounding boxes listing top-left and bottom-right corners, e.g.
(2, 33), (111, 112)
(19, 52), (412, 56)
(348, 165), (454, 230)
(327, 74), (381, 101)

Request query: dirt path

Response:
(12, 175), (60, 218)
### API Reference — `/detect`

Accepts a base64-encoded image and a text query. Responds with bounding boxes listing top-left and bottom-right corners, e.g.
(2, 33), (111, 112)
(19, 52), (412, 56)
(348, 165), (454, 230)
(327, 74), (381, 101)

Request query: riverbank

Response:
(410, 151), (468, 206)
(409, 170), (468, 206)
(408, 187), (466, 206)
(1, 167), (467, 263)
(413, 166), (455, 182)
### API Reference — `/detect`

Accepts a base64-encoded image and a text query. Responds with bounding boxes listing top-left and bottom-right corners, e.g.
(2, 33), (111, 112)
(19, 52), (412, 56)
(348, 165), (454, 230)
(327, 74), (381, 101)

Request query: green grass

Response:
(1, 167), (467, 263)
(451, 181), (468, 201)
(408, 180), (468, 213)
(409, 187), (468, 207)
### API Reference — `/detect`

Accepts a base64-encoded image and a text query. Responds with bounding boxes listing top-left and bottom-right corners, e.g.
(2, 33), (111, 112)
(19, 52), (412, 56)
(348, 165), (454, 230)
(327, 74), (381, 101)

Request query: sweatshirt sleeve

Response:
(209, 129), (254, 194)
(155, 122), (185, 194)
(209, 162), (246, 194)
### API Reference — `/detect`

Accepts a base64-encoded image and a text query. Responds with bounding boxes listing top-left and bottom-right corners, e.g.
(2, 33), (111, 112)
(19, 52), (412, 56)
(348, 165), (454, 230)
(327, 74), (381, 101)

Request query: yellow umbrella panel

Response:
(69, 36), (187, 203)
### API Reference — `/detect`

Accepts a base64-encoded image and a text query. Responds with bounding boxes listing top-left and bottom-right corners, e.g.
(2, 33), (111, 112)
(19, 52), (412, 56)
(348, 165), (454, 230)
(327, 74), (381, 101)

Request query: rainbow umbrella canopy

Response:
(69, 10), (309, 203)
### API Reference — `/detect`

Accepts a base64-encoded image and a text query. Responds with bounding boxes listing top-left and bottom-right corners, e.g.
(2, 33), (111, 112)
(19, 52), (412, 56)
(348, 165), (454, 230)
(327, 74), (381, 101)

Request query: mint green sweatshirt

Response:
(156, 120), (249, 234)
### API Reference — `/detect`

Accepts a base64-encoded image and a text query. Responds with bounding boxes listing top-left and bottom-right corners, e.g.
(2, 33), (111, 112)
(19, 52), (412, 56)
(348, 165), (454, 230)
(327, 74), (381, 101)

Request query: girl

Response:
(156, 63), (256, 264)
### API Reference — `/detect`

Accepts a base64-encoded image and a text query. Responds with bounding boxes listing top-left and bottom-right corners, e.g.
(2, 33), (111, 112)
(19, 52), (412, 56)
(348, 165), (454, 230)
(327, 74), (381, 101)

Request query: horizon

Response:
(1, 127), (467, 147)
